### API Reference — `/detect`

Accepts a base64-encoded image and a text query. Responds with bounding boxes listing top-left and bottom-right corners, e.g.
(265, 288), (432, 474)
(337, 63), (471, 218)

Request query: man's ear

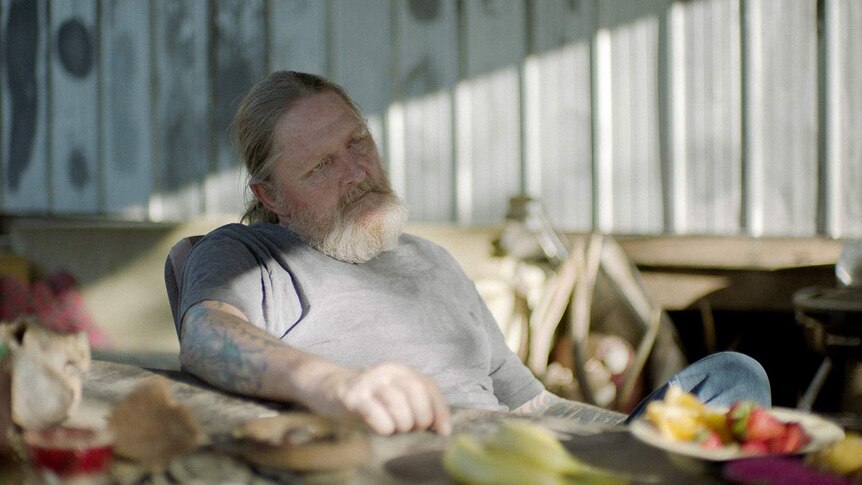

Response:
(250, 180), (282, 215)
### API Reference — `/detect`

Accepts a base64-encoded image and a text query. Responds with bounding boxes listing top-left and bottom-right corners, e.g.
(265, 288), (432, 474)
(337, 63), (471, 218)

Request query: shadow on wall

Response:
(0, 218), (510, 358)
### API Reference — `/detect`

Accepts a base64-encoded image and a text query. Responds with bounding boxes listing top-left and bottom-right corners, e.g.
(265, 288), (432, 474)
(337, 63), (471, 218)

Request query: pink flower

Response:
(0, 272), (109, 348)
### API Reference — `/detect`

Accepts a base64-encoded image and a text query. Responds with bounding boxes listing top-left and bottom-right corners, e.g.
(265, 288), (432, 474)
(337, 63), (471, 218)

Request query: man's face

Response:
(254, 90), (407, 262)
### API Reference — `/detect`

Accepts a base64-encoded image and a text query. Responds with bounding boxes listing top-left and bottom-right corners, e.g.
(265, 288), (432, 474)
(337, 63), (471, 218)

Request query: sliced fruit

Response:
(654, 406), (704, 442)
(700, 410), (733, 444)
(768, 422), (810, 454)
(746, 407), (786, 442)
(663, 385), (706, 414)
(645, 388), (814, 457)
(695, 430), (724, 449)
(740, 439), (770, 455)
(727, 401), (756, 441)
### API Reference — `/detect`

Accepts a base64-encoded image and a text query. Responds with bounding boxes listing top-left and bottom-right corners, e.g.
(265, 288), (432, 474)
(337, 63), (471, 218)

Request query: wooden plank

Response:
(390, 0), (458, 221)
(639, 266), (835, 312)
(330, 0), (391, 153)
(100, 0), (152, 218)
(50, 0), (99, 213)
(618, 235), (843, 270)
(151, 0), (209, 220)
(670, 0), (742, 234)
(525, 0), (595, 232)
(456, 0), (526, 224)
(595, 0), (667, 234)
(1, 0), (49, 212)
(826, 0), (862, 237)
(744, 0), (818, 236)
(206, 0), (266, 217)
(268, 0), (327, 75)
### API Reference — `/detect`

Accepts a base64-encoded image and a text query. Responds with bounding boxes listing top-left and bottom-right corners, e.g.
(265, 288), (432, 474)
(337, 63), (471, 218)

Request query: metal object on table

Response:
(835, 240), (862, 288)
(493, 196), (570, 266)
(794, 285), (862, 414)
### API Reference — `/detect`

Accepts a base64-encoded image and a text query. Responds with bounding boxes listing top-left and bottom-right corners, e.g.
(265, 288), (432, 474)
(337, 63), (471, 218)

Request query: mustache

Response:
(339, 178), (392, 208)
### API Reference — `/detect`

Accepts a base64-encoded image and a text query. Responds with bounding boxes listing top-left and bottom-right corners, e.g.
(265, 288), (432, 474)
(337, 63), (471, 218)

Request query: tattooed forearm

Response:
(512, 391), (626, 426)
(179, 302), (281, 395)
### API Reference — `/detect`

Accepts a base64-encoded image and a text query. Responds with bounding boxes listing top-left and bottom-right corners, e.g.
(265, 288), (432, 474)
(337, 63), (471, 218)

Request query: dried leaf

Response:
(108, 377), (204, 470)
(231, 413), (371, 471)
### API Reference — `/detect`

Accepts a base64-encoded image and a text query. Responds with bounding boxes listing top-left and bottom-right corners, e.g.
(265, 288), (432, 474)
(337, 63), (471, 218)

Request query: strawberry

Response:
(740, 439), (770, 454)
(768, 422), (810, 454)
(728, 401), (789, 444)
(746, 407), (787, 441)
(696, 430), (724, 449)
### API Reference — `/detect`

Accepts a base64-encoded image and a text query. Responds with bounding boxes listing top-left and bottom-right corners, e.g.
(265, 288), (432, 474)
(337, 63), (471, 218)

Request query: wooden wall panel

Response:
(457, 0), (526, 224)
(670, 0), (742, 234)
(744, 0), (818, 236)
(525, 0), (595, 232)
(390, 0), (458, 221)
(268, 0), (328, 75)
(151, 0), (209, 220)
(331, 0), (391, 153)
(0, 1), (852, 237)
(826, 0), (862, 237)
(206, 0), (266, 217)
(595, 0), (667, 234)
(50, 0), (99, 213)
(1, 0), (49, 212)
(100, 0), (152, 218)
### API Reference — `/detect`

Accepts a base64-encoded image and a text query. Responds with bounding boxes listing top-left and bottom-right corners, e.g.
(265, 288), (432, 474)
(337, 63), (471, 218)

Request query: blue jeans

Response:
(625, 351), (772, 424)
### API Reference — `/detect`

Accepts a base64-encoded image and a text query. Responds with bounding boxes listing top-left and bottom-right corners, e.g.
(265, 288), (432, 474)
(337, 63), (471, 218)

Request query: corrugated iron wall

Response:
(1, 0), (860, 237)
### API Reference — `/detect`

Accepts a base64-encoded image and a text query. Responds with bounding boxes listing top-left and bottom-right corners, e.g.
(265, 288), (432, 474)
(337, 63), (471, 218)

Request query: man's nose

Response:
(340, 154), (367, 185)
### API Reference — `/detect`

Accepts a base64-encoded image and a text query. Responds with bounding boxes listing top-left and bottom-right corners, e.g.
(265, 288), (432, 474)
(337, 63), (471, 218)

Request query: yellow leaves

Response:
(442, 419), (628, 485)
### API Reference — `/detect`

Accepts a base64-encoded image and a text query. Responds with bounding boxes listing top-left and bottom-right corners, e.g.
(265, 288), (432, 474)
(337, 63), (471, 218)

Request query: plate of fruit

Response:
(629, 386), (845, 461)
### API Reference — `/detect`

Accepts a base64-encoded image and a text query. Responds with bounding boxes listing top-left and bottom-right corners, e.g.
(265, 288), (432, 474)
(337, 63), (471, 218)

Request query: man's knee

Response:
(698, 351), (771, 406)
(709, 352), (769, 381)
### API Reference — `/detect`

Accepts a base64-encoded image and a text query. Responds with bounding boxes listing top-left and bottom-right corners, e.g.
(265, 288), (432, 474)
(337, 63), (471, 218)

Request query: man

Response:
(177, 71), (771, 436)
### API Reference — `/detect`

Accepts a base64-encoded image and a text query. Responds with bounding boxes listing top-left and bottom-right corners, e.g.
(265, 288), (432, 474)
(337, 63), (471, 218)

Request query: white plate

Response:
(629, 407), (846, 462)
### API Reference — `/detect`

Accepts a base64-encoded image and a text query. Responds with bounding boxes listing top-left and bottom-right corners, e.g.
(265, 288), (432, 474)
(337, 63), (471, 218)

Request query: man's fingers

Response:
(355, 399), (396, 435)
(401, 383), (434, 431)
(388, 367), (451, 435)
(374, 387), (415, 433)
(425, 379), (452, 435)
(336, 363), (452, 436)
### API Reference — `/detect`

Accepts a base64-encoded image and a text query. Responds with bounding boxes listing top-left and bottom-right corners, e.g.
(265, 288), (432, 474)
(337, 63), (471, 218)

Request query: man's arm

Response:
(179, 300), (451, 435)
(512, 390), (626, 425)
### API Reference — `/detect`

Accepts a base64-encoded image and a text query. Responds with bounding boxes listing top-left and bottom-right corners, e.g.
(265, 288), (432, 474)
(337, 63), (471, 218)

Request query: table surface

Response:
(53, 360), (750, 484)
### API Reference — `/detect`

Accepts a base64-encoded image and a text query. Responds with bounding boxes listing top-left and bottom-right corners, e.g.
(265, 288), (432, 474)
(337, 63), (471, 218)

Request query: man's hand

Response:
(305, 362), (451, 436)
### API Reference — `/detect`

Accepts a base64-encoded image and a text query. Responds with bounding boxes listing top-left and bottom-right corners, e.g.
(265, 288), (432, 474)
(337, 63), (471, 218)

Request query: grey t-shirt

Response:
(179, 223), (544, 411)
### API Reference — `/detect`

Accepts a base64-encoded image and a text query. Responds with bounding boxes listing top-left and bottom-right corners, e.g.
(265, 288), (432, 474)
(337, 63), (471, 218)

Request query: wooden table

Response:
(66, 360), (735, 484)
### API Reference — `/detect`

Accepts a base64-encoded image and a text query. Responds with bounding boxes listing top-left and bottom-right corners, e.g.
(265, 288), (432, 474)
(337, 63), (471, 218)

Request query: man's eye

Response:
(310, 158), (331, 174)
(349, 133), (371, 152)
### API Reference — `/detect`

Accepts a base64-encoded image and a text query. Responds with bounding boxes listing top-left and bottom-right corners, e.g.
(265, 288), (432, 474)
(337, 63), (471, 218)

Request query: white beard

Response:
(316, 193), (408, 263)
(285, 181), (408, 264)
